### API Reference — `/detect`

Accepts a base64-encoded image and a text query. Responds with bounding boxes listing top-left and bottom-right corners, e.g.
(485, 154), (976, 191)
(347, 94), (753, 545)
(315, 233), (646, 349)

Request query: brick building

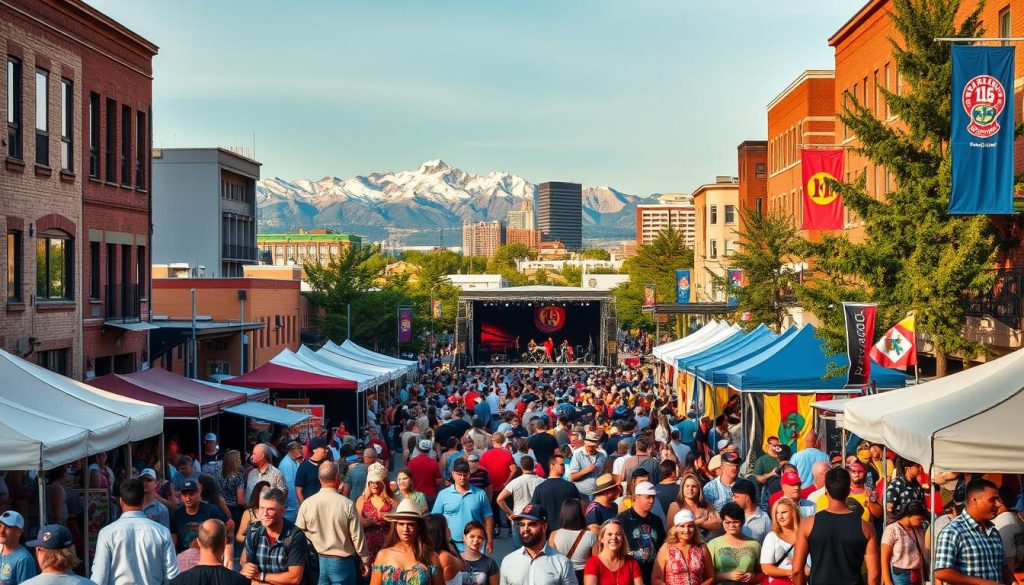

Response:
(1, 0), (155, 380)
(635, 194), (696, 249)
(735, 141), (768, 236)
(257, 230), (361, 267)
(461, 220), (506, 258)
(150, 275), (301, 378)
(506, 227), (542, 251)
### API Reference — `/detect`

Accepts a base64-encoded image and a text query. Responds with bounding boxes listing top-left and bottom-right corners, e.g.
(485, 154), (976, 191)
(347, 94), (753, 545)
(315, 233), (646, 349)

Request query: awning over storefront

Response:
(222, 401), (311, 427)
(88, 368), (246, 419)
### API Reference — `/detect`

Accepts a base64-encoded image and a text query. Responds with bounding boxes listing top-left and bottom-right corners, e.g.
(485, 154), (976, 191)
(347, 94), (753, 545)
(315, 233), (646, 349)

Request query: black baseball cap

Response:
(512, 504), (547, 522)
(180, 480), (198, 493)
(26, 525), (73, 550)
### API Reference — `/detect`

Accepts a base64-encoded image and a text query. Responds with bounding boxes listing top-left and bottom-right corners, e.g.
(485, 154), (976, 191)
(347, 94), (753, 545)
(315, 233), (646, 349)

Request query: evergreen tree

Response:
(614, 227), (694, 330)
(797, 0), (1002, 375)
(713, 209), (802, 330)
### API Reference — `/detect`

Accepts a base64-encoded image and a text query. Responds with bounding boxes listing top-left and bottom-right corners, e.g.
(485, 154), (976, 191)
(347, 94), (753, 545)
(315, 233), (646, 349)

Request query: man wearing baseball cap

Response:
(293, 437), (329, 504)
(703, 451), (742, 512)
(500, 504), (575, 585)
(23, 524), (92, 585)
(199, 433), (223, 479)
(432, 458), (493, 553)
(169, 480), (228, 554)
(139, 468), (171, 529)
(616, 481), (667, 584)
(568, 431), (607, 499)
(0, 511), (36, 585)
(407, 438), (443, 508)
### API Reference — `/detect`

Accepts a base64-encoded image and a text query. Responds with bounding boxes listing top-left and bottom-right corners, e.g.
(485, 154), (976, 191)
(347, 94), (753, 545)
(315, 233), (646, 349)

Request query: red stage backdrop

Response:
(535, 305), (566, 333)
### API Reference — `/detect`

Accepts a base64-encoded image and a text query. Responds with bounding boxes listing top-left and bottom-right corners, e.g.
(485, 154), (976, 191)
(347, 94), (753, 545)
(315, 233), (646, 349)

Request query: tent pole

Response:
(928, 462), (936, 584)
(197, 420), (203, 466)
(159, 432), (166, 482)
(38, 447), (46, 531)
(83, 456), (90, 577)
(841, 427), (847, 469)
(882, 445), (888, 525)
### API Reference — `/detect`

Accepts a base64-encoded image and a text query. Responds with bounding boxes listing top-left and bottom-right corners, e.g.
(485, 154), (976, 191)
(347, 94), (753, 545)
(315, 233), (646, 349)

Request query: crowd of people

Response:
(1, 362), (1023, 585)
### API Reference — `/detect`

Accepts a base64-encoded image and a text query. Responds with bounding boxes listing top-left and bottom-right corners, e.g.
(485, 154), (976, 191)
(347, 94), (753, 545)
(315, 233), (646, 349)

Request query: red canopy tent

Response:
(226, 362), (358, 390)
(88, 368), (246, 419)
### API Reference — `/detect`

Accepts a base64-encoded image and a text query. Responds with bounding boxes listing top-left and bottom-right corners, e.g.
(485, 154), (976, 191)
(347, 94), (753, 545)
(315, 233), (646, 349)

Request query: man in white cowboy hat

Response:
(295, 462), (369, 584)
(568, 431), (607, 499)
(500, 504), (576, 585)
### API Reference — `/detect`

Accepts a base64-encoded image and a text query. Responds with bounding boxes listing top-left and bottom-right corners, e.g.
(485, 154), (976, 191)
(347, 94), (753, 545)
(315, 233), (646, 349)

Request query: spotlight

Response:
(505, 303), (509, 307)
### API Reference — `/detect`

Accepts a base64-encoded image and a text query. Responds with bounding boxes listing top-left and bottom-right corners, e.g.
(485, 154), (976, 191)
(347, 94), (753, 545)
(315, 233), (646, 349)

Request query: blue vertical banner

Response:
(950, 45), (1015, 215)
(675, 270), (691, 304)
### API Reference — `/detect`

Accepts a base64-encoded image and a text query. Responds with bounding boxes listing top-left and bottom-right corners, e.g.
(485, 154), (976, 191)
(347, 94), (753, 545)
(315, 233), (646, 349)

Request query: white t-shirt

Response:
(503, 473), (544, 514)
(760, 531), (797, 570)
(994, 511), (1024, 571)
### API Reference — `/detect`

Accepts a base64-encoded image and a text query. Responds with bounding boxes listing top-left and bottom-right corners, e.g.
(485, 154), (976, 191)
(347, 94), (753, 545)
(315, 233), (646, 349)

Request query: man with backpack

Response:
(242, 488), (317, 585)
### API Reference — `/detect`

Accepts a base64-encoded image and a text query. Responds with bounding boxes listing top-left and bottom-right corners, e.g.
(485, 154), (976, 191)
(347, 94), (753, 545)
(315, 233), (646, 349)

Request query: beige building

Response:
(506, 200), (535, 230)
(635, 192), (695, 249)
(692, 177), (739, 303)
(462, 220), (506, 258)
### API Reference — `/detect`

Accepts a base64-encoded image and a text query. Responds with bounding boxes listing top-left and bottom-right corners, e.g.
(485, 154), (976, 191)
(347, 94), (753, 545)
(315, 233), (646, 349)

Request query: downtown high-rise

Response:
(537, 181), (582, 251)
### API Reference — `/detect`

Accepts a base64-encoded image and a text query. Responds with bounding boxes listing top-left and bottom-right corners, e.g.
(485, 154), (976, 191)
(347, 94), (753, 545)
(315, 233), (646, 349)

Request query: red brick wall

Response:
(737, 142), (767, 232)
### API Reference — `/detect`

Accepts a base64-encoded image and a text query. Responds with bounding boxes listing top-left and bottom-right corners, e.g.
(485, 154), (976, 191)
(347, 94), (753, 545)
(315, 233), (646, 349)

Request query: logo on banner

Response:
(535, 305), (565, 333)
(807, 172), (839, 205)
(842, 302), (877, 388)
(676, 270), (690, 304)
(398, 307), (413, 343)
(642, 284), (656, 308)
(962, 75), (1005, 138)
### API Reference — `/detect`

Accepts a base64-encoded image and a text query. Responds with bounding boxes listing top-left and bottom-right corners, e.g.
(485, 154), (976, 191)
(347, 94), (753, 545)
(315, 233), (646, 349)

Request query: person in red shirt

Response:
(367, 427), (390, 470)
(479, 432), (517, 536)
(464, 389), (480, 414)
(407, 439), (443, 509)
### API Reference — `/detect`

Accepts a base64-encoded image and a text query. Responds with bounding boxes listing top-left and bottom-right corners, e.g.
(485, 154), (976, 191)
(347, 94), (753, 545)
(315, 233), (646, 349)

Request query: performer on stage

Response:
(559, 340), (570, 363)
(544, 337), (554, 362)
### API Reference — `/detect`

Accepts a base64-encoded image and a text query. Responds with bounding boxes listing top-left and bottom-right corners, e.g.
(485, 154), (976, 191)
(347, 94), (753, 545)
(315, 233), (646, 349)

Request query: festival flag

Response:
(843, 302), (877, 388)
(727, 269), (744, 307)
(950, 45), (1015, 214)
(643, 284), (656, 308)
(758, 393), (825, 454)
(801, 149), (845, 230)
(868, 314), (917, 369)
(676, 270), (691, 304)
(397, 307), (413, 343)
(431, 299), (442, 319)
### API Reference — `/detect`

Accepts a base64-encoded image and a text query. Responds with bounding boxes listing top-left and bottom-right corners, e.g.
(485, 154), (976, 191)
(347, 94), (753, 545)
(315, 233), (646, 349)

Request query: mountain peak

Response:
(418, 159), (451, 173)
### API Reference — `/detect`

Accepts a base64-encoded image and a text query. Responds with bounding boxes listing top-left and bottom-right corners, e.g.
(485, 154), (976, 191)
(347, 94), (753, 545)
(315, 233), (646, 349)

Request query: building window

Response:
(7, 57), (22, 160)
(6, 231), (21, 301)
(755, 162), (766, 179)
(1000, 8), (1011, 45)
(896, 70), (903, 96)
(724, 240), (733, 256)
(60, 78), (72, 172)
(884, 63), (891, 117)
(755, 197), (763, 215)
(709, 239), (718, 259)
(137, 245), (146, 292)
(120, 105), (131, 185)
(89, 93), (100, 177)
(873, 70), (879, 113)
(105, 98), (116, 181)
(36, 230), (73, 300)
(37, 348), (68, 376)
(89, 241), (100, 300)
(35, 69), (48, 166)
(135, 111), (146, 188)
(843, 91), (850, 138)
(710, 205), (718, 225)
(725, 205), (736, 224)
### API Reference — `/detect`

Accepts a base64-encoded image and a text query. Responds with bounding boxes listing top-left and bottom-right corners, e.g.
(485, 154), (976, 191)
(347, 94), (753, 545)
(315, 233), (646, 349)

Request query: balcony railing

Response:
(104, 283), (141, 322)
(222, 244), (257, 261)
(963, 269), (1024, 328)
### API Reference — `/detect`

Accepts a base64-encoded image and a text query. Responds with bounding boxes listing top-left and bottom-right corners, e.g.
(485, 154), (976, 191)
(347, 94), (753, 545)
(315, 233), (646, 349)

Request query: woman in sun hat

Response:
(371, 499), (442, 585)
(652, 509), (714, 585)
(357, 462), (395, 564)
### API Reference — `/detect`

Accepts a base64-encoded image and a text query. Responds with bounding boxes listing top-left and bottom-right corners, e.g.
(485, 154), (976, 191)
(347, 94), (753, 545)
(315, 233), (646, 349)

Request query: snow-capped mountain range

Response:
(256, 160), (657, 245)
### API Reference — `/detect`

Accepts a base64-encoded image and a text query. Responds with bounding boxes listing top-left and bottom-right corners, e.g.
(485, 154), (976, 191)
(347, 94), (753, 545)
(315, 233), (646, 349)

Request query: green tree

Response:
(713, 209), (802, 330)
(562, 264), (583, 287)
(614, 227), (694, 330)
(488, 244), (537, 272)
(796, 0), (1002, 376)
(580, 248), (611, 261)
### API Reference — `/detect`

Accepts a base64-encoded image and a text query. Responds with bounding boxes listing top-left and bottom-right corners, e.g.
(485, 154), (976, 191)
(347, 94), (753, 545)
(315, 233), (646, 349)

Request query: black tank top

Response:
(808, 510), (867, 585)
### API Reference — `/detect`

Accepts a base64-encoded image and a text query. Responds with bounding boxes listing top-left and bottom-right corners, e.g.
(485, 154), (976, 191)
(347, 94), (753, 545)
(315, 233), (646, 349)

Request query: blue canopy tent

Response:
(720, 324), (909, 466)
(694, 326), (801, 416)
(673, 324), (776, 412)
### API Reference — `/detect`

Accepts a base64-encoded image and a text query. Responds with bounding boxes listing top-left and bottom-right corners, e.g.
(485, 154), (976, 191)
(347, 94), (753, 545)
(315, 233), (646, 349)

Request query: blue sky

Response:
(87, 0), (865, 195)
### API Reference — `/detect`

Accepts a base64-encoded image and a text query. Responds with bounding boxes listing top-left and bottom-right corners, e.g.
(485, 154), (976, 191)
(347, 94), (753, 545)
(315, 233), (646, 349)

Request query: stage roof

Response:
(459, 285), (613, 300)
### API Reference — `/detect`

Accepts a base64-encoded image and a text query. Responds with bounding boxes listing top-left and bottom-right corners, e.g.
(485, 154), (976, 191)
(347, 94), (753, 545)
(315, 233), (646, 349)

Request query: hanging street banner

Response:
(868, 314), (917, 369)
(431, 299), (442, 320)
(642, 283), (656, 308)
(676, 270), (691, 304)
(727, 269), (744, 307)
(950, 45), (1015, 215)
(843, 302), (877, 388)
(398, 307), (414, 343)
(801, 149), (845, 230)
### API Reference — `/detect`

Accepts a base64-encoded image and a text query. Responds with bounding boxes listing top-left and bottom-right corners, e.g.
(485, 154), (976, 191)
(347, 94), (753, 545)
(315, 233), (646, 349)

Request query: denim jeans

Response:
(319, 555), (357, 585)
(891, 567), (915, 585)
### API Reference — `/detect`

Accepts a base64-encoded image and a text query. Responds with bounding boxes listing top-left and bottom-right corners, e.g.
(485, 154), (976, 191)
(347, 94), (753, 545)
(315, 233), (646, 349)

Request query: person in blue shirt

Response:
(674, 412), (700, 451)
(431, 458), (494, 553)
(0, 511), (36, 585)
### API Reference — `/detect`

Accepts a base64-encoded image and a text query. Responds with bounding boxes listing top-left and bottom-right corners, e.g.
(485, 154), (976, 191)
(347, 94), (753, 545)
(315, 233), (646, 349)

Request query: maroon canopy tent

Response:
(225, 362), (358, 390)
(88, 368), (246, 419)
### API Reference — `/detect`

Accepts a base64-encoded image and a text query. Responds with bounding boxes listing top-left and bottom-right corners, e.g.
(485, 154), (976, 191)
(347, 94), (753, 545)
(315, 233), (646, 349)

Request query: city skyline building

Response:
(462, 220), (506, 258)
(537, 181), (583, 251)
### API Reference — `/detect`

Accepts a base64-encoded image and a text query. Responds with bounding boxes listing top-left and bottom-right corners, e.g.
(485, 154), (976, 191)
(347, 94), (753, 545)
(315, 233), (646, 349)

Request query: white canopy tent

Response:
(0, 349), (164, 471)
(304, 346), (393, 384)
(660, 323), (741, 364)
(651, 320), (722, 363)
(322, 342), (405, 380)
(269, 349), (373, 391)
(842, 347), (1024, 473)
(336, 340), (417, 375)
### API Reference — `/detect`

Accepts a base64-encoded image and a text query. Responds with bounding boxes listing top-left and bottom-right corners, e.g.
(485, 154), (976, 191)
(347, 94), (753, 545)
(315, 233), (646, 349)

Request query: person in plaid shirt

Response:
(885, 457), (924, 524)
(934, 478), (1012, 585)
(241, 488), (310, 585)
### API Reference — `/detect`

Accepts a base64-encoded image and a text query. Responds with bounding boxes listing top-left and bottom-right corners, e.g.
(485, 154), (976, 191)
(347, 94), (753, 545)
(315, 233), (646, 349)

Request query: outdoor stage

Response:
(456, 285), (617, 367)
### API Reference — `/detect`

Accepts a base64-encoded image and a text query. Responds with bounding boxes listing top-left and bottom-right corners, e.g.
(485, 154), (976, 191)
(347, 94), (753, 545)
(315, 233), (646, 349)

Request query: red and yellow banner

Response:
(801, 149), (844, 230)
(763, 393), (822, 453)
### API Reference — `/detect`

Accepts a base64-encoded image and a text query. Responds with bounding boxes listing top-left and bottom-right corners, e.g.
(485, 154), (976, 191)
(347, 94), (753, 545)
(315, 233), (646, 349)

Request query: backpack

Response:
(245, 522), (320, 585)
